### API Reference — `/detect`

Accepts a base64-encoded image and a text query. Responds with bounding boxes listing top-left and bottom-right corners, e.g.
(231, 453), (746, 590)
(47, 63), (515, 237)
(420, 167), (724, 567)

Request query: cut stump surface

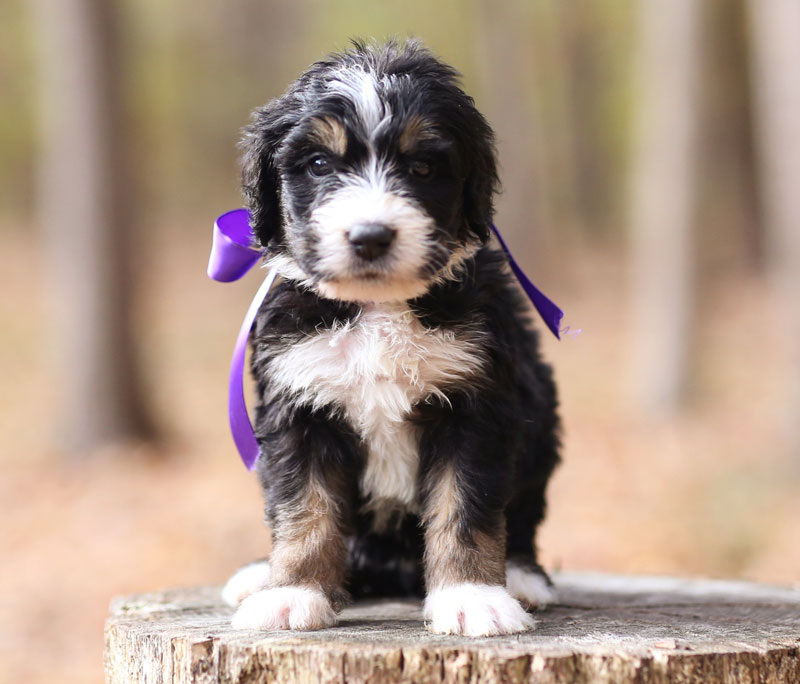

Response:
(104, 572), (800, 683)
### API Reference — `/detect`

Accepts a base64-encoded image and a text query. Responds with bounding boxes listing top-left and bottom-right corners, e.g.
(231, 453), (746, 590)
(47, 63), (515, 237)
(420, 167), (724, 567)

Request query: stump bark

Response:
(104, 572), (800, 683)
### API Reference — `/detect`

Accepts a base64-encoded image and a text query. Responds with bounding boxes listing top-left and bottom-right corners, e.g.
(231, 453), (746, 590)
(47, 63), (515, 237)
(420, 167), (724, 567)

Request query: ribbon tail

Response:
(508, 260), (564, 340)
(228, 267), (278, 470)
(489, 224), (564, 339)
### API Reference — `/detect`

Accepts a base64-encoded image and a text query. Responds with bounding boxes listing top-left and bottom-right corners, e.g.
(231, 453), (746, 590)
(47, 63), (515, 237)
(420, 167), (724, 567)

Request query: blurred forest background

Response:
(2, 1), (799, 682)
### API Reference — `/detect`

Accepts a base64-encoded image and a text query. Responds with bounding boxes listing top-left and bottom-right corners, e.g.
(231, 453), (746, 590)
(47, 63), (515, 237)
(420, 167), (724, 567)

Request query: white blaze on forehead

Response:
(306, 68), (452, 302)
(328, 68), (388, 135)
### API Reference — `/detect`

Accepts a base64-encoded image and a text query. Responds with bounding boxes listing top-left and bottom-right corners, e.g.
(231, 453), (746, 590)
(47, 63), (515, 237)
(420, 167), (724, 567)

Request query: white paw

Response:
(221, 560), (272, 607)
(231, 586), (336, 631)
(506, 564), (557, 609)
(424, 583), (536, 636)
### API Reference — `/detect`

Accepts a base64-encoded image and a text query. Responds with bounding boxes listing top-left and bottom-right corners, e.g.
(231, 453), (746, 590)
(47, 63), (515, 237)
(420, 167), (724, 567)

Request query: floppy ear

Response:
(240, 97), (297, 249)
(461, 112), (499, 244)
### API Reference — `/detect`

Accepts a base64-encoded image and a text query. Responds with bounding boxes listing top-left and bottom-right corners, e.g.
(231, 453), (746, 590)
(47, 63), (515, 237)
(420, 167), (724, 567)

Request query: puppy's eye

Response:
(408, 160), (432, 178)
(308, 156), (333, 177)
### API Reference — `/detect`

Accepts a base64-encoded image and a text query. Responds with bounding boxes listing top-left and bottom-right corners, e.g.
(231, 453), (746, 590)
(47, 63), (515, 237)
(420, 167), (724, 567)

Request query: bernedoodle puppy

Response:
(221, 39), (561, 637)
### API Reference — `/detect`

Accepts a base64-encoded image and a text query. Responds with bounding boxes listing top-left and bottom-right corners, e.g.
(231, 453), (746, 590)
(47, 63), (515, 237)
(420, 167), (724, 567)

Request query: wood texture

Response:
(104, 572), (800, 683)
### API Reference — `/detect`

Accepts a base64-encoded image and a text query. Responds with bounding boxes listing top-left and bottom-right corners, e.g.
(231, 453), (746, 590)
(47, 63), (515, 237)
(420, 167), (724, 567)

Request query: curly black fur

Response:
(238, 39), (560, 604)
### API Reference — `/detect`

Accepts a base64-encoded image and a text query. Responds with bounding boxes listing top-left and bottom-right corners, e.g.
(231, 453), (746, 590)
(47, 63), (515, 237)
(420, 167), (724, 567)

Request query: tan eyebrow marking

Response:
(398, 115), (438, 154)
(308, 116), (348, 156)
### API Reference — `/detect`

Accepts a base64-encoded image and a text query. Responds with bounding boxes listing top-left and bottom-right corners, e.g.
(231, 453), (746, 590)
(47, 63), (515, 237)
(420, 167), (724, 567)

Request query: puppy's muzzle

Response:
(347, 223), (396, 262)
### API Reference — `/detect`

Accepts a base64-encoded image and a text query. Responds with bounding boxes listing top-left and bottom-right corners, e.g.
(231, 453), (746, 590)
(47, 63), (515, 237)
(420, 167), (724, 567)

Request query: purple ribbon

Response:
(489, 224), (564, 340)
(208, 208), (565, 470)
(207, 209), (263, 282)
(207, 208), (273, 470)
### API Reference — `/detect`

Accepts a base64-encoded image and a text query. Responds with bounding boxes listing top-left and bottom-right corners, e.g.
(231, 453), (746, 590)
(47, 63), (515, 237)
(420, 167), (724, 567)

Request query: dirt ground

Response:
(1, 228), (798, 684)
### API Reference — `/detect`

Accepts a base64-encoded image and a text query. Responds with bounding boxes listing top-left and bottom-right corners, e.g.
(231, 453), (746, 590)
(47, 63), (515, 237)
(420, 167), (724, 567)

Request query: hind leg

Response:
(505, 556), (557, 608)
(505, 508), (558, 609)
(505, 446), (559, 608)
(222, 559), (272, 607)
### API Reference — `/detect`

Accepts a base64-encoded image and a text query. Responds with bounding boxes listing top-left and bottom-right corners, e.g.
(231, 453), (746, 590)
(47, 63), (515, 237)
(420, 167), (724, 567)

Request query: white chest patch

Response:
(266, 304), (486, 510)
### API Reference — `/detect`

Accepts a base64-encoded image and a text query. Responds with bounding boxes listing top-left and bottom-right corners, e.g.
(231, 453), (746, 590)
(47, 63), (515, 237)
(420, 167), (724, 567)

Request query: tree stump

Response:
(104, 572), (800, 683)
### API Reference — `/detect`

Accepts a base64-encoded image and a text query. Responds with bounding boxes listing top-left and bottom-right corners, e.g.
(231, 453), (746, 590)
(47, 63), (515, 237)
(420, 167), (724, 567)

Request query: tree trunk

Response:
(746, 0), (800, 454)
(628, 0), (701, 413)
(105, 573), (800, 683)
(470, 0), (556, 278)
(32, 0), (155, 454)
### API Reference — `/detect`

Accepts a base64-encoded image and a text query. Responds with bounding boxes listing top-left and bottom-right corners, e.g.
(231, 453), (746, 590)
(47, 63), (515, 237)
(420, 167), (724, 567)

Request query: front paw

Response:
(231, 586), (336, 631)
(424, 583), (536, 636)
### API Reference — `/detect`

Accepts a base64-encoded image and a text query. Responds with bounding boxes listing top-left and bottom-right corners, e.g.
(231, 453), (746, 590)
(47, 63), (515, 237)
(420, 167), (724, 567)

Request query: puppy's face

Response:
(242, 40), (497, 303)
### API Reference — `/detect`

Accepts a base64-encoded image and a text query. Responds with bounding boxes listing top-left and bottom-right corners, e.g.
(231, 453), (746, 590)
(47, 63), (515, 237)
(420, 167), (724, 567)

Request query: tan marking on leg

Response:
(268, 477), (348, 606)
(398, 115), (437, 154)
(422, 465), (506, 590)
(308, 116), (348, 156)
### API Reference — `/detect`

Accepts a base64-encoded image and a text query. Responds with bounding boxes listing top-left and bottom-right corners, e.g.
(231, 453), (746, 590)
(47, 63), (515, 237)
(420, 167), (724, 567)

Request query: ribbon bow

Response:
(207, 208), (565, 470)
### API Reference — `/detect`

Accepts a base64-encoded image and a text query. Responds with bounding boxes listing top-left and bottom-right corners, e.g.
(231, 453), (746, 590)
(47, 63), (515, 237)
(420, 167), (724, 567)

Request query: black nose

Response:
(348, 223), (396, 261)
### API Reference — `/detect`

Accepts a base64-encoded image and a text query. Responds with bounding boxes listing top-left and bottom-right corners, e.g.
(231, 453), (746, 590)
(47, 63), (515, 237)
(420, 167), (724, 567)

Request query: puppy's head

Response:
(241, 39), (497, 303)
